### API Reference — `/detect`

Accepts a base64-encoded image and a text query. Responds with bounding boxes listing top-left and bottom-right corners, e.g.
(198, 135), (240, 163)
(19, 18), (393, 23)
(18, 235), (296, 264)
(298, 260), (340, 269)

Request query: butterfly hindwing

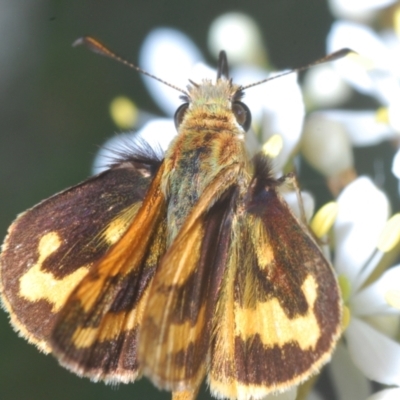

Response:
(209, 158), (342, 400)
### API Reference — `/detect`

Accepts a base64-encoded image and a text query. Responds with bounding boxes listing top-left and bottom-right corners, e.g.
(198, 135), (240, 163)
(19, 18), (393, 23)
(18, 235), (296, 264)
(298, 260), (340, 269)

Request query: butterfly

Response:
(0, 38), (347, 400)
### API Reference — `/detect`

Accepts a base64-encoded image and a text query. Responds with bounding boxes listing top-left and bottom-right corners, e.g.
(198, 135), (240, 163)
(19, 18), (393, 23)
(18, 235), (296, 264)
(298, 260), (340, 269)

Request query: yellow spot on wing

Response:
(19, 232), (89, 312)
(103, 218), (128, 245)
(235, 275), (320, 350)
(251, 218), (274, 268)
(101, 203), (141, 245)
(71, 326), (98, 349)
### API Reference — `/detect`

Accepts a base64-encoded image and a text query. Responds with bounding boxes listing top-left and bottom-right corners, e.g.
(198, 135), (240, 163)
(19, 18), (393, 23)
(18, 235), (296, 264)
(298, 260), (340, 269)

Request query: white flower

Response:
(233, 66), (305, 172)
(141, 25), (304, 170)
(138, 27), (207, 116)
(326, 20), (400, 142)
(327, 20), (400, 103)
(208, 12), (268, 66)
(305, 19), (400, 197)
(304, 109), (395, 148)
(367, 387), (400, 399)
(393, 149), (400, 195)
(328, 177), (400, 399)
(326, 19), (400, 149)
(301, 111), (355, 178)
(302, 63), (353, 108)
(327, 0), (397, 23)
(300, 108), (397, 186)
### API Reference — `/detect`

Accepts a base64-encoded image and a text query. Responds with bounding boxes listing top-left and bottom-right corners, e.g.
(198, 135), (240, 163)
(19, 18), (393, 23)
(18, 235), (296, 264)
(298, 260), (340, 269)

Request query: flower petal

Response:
(377, 213), (400, 252)
(208, 12), (267, 66)
(302, 64), (352, 108)
(260, 73), (304, 170)
(388, 97), (400, 132)
(334, 177), (390, 284)
(329, 341), (372, 400)
(231, 66), (268, 122)
(139, 28), (204, 115)
(308, 391), (323, 400)
(367, 388), (400, 400)
(346, 317), (400, 385)
(234, 67), (304, 171)
(392, 148), (400, 179)
(283, 191), (314, 222)
(328, 0), (397, 21)
(386, 289), (400, 311)
(310, 201), (338, 238)
(338, 108), (395, 145)
(327, 21), (392, 95)
(351, 265), (400, 316)
(301, 112), (354, 177)
(305, 110), (394, 147)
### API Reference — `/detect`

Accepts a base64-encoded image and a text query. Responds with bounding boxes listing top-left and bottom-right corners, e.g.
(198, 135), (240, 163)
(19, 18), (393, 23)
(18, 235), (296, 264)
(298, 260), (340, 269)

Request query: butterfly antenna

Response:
(241, 48), (354, 90)
(73, 36), (188, 96)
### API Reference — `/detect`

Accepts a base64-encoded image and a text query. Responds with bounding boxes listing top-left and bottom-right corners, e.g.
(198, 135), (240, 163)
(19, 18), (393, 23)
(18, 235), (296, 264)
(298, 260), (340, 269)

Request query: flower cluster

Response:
(304, 3), (400, 396)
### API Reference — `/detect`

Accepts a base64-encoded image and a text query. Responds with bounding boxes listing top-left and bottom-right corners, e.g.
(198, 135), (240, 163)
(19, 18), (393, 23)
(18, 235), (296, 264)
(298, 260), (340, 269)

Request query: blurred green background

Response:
(0, 1), (393, 400)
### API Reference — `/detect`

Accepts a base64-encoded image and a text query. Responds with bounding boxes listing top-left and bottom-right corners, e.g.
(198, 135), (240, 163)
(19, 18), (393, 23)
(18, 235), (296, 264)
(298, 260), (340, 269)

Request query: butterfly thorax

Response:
(162, 79), (250, 244)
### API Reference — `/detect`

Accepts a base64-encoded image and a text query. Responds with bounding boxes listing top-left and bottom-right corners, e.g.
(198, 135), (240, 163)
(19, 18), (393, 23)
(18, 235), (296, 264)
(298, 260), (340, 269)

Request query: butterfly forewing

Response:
(49, 163), (167, 382)
(0, 160), (157, 352)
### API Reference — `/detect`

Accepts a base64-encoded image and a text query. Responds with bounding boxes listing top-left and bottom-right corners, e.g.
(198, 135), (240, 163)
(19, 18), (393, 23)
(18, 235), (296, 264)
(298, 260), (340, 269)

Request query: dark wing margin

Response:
(209, 156), (342, 399)
(0, 158), (160, 353)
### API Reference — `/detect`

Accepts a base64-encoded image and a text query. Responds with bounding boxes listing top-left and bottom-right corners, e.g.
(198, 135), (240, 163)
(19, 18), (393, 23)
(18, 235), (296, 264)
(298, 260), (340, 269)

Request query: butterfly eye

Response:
(174, 103), (189, 130)
(232, 101), (251, 131)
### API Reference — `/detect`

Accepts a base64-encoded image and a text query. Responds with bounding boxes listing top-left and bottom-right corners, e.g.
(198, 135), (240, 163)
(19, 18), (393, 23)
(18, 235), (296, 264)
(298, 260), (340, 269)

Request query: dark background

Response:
(0, 1), (385, 399)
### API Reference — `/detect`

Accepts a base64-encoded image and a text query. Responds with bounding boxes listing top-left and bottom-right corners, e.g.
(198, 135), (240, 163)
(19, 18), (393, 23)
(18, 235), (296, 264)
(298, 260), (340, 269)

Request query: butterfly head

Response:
(174, 51), (252, 132)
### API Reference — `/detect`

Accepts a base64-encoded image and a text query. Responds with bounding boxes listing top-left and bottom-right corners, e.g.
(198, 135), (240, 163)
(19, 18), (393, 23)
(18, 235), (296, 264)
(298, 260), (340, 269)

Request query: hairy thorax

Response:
(162, 101), (250, 243)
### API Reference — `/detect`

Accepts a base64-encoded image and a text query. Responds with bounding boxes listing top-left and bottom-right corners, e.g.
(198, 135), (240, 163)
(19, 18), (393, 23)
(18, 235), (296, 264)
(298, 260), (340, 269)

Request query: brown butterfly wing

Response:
(49, 163), (167, 382)
(0, 159), (158, 352)
(209, 175), (341, 399)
